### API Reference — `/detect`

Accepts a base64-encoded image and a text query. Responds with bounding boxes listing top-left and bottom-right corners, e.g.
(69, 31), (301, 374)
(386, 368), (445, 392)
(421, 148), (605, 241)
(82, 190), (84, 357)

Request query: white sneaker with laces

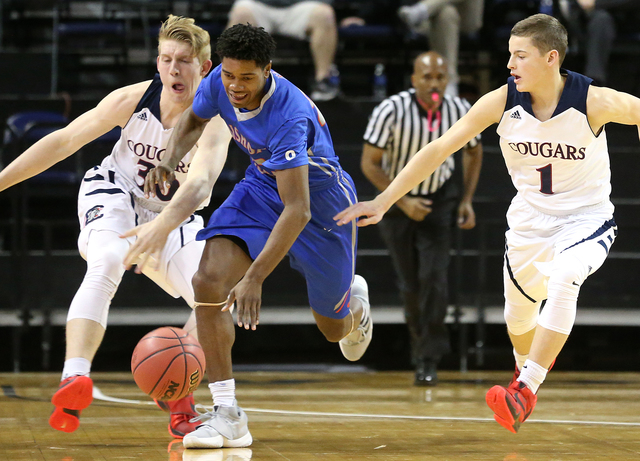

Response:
(339, 275), (373, 361)
(183, 401), (252, 449)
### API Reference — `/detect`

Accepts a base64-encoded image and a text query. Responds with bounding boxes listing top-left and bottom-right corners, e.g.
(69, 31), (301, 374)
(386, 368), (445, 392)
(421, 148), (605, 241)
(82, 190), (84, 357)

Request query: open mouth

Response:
(172, 83), (185, 93)
(511, 73), (521, 83)
(228, 91), (248, 104)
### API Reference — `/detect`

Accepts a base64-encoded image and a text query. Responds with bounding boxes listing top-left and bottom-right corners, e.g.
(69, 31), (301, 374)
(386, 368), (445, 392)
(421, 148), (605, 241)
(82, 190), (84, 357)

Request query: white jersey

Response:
(104, 74), (201, 212)
(497, 70), (611, 216)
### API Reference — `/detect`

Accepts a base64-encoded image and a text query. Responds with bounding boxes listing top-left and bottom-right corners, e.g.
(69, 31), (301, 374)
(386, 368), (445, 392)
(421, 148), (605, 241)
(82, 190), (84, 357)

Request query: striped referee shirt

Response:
(363, 88), (481, 196)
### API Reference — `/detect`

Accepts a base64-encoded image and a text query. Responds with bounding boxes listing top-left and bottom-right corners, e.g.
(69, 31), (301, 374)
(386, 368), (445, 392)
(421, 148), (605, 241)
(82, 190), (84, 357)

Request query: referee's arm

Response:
(361, 142), (432, 222)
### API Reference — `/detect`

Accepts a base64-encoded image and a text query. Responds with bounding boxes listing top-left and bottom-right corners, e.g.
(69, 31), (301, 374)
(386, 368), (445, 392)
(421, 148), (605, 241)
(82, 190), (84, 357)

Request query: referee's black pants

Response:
(377, 197), (456, 365)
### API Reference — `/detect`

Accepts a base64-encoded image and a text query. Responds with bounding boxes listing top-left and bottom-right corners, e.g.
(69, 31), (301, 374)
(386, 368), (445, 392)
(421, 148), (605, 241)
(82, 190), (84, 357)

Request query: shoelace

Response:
(189, 403), (217, 424)
(344, 316), (371, 345)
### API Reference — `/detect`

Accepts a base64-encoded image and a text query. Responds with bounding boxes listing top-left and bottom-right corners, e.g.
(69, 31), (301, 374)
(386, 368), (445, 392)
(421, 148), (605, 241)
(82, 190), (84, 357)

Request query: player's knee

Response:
(504, 302), (539, 336)
(439, 4), (461, 27)
(191, 268), (229, 301)
(537, 277), (580, 335)
(309, 3), (336, 29)
(549, 252), (590, 287)
(228, 5), (255, 26)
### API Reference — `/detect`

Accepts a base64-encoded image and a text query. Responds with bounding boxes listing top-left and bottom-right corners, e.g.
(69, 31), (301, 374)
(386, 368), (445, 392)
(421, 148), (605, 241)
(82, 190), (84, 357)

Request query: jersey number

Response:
(536, 163), (553, 195)
(136, 159), (179, 201)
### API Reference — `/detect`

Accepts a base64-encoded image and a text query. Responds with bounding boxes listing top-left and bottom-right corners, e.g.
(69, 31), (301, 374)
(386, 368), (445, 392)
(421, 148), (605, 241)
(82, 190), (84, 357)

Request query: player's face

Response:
(220, 58), (271, 110)
(411, 53), (448, 110)
(507, 36), (550, 93)
(157, 39), (208, 104)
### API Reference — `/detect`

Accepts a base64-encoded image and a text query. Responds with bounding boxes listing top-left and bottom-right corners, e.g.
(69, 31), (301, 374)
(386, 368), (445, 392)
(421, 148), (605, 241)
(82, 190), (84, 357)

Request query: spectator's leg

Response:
(226, 0), (260, 29)
(429, 4), (461, 94)
(585, 9), (616, 85)
(306, 2), (338, 82)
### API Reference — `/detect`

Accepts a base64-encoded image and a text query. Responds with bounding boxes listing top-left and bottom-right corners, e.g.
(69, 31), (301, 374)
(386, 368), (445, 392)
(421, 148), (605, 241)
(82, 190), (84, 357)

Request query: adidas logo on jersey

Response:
(510, 110), (521, 120)
(137, 112), (148, 121)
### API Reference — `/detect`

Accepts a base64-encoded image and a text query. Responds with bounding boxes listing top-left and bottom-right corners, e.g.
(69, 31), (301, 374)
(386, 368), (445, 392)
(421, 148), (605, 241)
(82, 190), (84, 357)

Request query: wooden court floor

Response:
(1, 370), (640, 460)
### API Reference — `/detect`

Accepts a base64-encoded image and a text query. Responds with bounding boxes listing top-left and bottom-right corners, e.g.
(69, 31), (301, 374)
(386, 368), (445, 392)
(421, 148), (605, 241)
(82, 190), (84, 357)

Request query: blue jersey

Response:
(193, 65), (342, 190)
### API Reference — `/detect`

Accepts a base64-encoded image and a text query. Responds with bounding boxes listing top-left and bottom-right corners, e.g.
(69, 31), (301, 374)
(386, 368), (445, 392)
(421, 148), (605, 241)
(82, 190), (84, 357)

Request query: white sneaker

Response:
(339, 275), (373, 361)
(182, 448), (253, 461)
(183, 401), (252, 449)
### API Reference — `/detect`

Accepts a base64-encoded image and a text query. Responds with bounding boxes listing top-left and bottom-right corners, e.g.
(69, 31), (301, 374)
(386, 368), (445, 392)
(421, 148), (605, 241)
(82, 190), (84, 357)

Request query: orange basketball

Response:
(131, 327), (206, 401)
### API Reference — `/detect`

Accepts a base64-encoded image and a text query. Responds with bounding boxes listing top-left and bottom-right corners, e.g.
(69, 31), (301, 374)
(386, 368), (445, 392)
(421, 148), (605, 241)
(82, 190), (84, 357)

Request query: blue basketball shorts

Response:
(197, 167), (358, 319)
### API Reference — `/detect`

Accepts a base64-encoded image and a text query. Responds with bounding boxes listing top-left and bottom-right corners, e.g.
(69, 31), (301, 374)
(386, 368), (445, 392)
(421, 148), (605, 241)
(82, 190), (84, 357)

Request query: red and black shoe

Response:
(486, 380), (537, 433)
(155, 393), (199, 439)
(49, 375), (93, 433)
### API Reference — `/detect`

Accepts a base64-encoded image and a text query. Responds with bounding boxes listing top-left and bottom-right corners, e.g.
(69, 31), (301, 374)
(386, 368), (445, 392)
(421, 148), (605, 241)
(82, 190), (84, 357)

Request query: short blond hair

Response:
(511, 14), (568, 65)
(158, 15), (211, 64)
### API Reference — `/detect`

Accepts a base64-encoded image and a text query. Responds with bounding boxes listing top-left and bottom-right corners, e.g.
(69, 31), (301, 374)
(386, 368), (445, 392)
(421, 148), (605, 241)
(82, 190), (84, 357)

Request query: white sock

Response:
(61, 357), (91, 381)
(517, 359), (548, 394)
(209, 379), (236, 407)
(513, 348), (529, 372)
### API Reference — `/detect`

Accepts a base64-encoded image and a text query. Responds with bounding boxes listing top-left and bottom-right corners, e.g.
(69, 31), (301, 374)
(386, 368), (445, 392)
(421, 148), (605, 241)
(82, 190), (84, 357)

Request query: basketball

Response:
(131, 327), (206, 401)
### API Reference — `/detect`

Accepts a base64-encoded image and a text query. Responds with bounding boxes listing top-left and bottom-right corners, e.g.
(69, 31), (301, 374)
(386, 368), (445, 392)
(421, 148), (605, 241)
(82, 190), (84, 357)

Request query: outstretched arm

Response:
(335, 85), (506, 227)
(144, 105), (211, 198)
(122, 115), (231, 271)
(0, 82), (148, 192)
(586, 85), (640, 135)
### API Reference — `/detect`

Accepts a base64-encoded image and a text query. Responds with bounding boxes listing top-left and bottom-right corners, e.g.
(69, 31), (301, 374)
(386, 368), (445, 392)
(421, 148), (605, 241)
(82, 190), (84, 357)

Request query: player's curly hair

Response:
(215, 23), (276, 69)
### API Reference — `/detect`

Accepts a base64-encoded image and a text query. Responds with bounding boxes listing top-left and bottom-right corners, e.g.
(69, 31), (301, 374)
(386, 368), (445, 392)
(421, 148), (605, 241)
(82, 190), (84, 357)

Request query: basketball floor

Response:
(2, 370), (640, 460)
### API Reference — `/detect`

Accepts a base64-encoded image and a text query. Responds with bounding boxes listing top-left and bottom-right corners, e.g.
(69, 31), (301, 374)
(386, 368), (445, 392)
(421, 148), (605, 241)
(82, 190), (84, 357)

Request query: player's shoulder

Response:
(102, 80), (154, 114)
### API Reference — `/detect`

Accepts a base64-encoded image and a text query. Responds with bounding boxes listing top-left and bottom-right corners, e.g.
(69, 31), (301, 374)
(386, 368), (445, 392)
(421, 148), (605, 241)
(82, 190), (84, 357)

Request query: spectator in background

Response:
(557, 0), (639, 86)
(398, 0), (485, 97)
(360, 51), (482, 386)
(227, 0), (340, 101)
(557, 0), (616, 85)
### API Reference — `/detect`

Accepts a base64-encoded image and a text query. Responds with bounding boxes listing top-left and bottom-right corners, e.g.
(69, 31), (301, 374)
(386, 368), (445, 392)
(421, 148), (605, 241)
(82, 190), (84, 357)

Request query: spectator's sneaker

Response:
(49, 375), (93, 433)
(339, 275), (373, 361)
(155, 393), (199, 439)
(183, 401), (252, 449)
(486, 380), (537, 433)
(182, 448), (253, 461)
(310, 78), (340, 102)
(398, 2), (429, 32)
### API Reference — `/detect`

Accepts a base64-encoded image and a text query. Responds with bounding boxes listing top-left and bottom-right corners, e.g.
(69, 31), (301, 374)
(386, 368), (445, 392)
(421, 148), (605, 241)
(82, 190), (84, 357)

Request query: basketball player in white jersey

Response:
(335, 13), (640, 433)
(0, 15), (231, 438)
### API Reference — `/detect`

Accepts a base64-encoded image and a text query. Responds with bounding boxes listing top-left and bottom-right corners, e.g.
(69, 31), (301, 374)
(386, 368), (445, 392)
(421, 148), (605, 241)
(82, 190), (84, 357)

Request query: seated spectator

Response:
(557, 0), (638, 86)
(398, 0), (485, 96)
(227, 0), (340, 101)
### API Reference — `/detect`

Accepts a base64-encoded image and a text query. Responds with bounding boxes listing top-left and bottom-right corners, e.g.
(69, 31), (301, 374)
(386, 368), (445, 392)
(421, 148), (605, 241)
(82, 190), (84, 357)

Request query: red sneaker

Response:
(486, 380), (537, 433)
(49, 375), (93, 433)
(155, 394), (199, 439)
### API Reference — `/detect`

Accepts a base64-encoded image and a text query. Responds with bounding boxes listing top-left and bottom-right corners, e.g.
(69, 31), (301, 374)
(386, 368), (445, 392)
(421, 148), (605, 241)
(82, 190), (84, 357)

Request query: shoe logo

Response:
(137, 112), (148, 121)
(510, 110), (521, 120)
(572, 281), (580, 286)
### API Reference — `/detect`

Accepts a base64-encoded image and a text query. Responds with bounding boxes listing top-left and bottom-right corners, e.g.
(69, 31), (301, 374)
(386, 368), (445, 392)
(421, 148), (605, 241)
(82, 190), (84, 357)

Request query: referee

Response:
(361, 51), (483, 386)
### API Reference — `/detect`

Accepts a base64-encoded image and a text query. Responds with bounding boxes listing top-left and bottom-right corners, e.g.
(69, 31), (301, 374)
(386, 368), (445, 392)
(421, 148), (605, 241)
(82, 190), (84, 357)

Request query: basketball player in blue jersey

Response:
(0, 16), (228, 439)
(122, 24), (372, 449)
(336, 13), (640, 433)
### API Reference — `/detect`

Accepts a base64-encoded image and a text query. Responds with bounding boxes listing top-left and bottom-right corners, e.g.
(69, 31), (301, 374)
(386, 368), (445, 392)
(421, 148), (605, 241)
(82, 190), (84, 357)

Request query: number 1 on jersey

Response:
(536, 163), (553, 195)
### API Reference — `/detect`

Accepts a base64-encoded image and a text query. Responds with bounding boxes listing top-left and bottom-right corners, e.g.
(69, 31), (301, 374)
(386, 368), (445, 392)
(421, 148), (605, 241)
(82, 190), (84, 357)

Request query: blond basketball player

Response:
(0, 15), (231, 438)
(335, 13), (640, 433)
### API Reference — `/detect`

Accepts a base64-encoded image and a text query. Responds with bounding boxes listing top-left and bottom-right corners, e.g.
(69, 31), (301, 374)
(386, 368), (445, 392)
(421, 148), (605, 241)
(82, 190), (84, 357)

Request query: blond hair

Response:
(158, 15), (211, 64)
(511, 14), (568, 65)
